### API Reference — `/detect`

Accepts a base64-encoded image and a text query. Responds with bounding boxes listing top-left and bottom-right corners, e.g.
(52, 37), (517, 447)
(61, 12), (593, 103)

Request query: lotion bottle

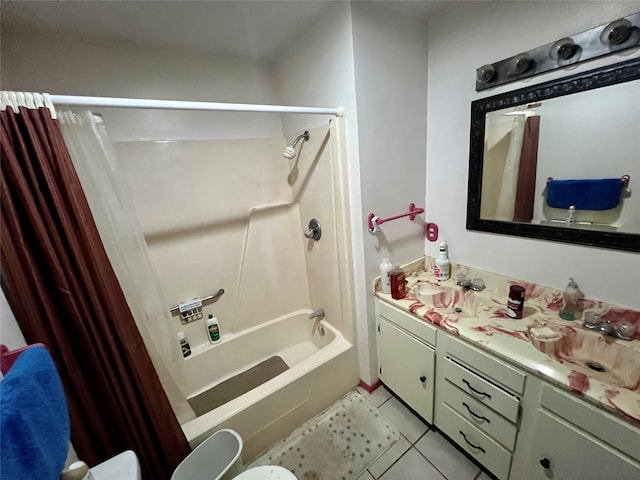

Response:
(207, 314), (222, 344)
(434, 241), (451, 280)
(379, 258), (393, 294)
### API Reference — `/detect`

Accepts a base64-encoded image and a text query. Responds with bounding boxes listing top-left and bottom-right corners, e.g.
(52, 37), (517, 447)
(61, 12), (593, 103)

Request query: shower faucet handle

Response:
(304, 219), (321, 241)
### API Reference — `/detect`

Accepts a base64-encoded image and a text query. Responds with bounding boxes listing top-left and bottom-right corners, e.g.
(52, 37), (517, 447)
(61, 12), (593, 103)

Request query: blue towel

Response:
(1, 346), (70, 480)
(546, 178), (624, 210)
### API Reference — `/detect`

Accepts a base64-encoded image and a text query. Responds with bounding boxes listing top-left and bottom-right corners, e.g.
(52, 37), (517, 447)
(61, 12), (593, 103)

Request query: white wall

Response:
(426, 1), (640, 309)
(1, 30), (282, 141)
(350, 2), (429, 383)
(0, 290), (25, 351)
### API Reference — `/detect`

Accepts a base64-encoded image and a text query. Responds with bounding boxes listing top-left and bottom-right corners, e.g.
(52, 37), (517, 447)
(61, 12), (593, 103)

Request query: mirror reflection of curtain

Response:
(495, 115), (526, 220)
(513, 116), (540, 222)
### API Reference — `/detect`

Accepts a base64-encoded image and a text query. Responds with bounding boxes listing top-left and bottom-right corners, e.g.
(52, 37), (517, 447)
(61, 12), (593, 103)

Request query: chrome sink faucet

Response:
(597, 320), (616, 336)
(584, 313), (636, 341)
(456, 274), (485, 292)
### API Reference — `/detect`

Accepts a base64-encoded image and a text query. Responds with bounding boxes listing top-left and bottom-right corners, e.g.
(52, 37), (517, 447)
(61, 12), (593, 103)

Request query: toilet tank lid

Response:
(90, 450), (140, 480)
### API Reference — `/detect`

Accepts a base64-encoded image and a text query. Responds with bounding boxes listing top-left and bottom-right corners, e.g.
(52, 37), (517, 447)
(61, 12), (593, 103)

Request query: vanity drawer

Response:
(443, 357), (520, 422)
(445, 335), (526, 395)
(441, 379), (518, 450)
(438, 403), (512, 480)
(375, 298), (436, 346)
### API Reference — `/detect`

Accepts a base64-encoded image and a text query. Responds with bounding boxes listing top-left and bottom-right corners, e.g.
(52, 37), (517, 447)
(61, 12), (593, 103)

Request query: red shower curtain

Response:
(513, 116), (540, 223)
(0, 105), (190, 478)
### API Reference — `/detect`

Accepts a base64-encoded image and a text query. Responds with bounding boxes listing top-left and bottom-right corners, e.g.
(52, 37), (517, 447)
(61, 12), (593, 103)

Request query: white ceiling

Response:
(1, 1), (448, 63)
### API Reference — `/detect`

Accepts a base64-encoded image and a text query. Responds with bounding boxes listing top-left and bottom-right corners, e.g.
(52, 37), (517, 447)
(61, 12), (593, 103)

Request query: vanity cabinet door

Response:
(377, 317), (435, 423)
(525, 409), (640, 480)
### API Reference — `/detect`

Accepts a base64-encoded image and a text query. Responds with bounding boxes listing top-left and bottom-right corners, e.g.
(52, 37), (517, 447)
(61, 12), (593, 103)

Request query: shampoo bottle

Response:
(178, 331), (191, 358)
(379, 257), (393, 294)
(559, 277), (584, 321)
(434, 241), (451, 280)
(207, 314), (222, 344)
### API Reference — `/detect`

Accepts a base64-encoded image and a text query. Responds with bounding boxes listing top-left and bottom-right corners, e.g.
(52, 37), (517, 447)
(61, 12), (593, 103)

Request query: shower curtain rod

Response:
(49, 95), (344, 116)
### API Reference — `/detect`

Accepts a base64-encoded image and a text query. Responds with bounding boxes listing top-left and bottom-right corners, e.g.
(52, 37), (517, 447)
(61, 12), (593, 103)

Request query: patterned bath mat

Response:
(249, 390), (399, 480)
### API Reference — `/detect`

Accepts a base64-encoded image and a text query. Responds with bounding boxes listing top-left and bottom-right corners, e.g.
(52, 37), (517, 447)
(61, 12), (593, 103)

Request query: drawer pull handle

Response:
(462, 379), (491, 399)
(459, 431), (486, 453)
(462, 402), (490, 423)
(419, 376), (427, 382)
(539, 458), (551, 469)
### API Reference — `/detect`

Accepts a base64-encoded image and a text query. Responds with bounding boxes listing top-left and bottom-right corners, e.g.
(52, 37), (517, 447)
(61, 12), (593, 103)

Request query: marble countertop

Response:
(375, 257), (640, 425)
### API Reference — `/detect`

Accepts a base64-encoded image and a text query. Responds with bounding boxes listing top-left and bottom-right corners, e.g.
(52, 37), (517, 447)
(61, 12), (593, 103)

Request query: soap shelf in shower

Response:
(170, 288), (225, 324)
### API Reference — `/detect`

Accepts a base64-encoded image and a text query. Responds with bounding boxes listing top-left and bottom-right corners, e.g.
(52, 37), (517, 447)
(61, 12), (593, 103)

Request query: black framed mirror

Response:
(467, 57), (640, 252)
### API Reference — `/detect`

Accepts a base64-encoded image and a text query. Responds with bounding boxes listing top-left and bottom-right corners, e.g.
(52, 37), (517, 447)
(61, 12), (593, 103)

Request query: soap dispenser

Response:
(559, 277), (584, 321)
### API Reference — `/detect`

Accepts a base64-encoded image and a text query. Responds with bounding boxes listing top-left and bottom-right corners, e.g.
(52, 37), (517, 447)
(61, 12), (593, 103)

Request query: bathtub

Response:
(180, 309), (357, 460)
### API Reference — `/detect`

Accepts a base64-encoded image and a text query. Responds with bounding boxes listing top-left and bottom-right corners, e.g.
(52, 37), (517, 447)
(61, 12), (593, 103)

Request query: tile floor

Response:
(354, 385), (495, 480)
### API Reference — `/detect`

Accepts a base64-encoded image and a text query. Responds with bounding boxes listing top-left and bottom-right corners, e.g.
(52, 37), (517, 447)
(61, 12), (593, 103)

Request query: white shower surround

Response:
(115, 118), (358, 460)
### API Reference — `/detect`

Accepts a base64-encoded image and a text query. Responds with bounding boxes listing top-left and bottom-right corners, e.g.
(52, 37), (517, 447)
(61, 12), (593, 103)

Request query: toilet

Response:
(171, 429), (296, 480)
(233, 465), (298, 480)
(0, 343), (143, 480)
(91, 451), (141, 480)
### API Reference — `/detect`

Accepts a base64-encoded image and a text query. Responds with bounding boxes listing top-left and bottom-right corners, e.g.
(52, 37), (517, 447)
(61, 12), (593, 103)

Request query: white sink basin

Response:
(531, 325), (640, 391)
(413, 283), (480, 317)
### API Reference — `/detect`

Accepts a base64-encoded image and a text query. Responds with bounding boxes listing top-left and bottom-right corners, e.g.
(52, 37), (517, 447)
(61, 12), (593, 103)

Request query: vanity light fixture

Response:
(475, 11), (640, 91)
(508, 53), (533, 76)
(600, 18), (633, 45)
(549, 38), (577, 61)
(476, 64), (496, 84)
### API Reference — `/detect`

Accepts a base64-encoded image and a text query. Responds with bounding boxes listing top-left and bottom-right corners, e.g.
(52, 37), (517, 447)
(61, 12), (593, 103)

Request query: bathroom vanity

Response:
(374, 258), (640, 480)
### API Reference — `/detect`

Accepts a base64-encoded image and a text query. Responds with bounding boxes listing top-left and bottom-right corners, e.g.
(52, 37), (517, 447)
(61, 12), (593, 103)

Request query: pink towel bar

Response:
(368, 203), (425, 235)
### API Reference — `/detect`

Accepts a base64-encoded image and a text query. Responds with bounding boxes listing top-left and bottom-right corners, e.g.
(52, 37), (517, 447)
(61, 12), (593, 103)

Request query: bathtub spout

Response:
(309, 308), (325, 320)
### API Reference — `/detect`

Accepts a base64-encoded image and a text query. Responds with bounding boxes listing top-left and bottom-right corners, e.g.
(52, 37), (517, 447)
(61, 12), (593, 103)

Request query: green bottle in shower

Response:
(207, 314), (221, 344)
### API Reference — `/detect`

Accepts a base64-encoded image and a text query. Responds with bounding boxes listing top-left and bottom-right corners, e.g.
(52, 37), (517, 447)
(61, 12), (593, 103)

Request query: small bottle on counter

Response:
(507, 285), (526, 319)
(178, 331), (191, 358)
(389, 267), (406, 300)
(207, 314), (222, 344)
(434, 241), (451, 280)
(379, 258), (393, 294)
(559, 277), (584, 321)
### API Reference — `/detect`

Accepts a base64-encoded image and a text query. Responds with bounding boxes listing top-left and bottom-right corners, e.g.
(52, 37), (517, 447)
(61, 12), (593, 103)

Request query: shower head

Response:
(282, 145), (297, 159)
(282, 131), (309, 159)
